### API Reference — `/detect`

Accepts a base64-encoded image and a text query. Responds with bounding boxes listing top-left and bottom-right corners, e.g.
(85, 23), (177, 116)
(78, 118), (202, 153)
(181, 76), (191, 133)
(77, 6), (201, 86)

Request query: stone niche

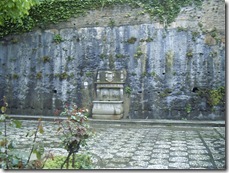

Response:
(92, 70), (126, 120)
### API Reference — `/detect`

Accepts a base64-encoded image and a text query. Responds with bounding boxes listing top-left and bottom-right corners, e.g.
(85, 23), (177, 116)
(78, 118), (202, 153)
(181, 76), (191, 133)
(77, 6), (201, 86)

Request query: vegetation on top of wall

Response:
(0, 0), (203, 38)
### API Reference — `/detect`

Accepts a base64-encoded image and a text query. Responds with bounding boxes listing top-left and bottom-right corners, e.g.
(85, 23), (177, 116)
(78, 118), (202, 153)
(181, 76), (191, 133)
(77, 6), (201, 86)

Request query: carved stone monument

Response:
(92, 70), (126, 120)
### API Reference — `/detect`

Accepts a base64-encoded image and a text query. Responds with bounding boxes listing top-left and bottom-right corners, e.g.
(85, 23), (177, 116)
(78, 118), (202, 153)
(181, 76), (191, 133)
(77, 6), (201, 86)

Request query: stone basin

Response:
(92, 101), (124, 120)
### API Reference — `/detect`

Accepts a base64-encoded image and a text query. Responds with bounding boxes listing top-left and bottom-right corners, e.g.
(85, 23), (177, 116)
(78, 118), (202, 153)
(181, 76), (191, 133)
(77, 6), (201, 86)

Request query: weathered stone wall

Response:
(0, 0), (225, 120)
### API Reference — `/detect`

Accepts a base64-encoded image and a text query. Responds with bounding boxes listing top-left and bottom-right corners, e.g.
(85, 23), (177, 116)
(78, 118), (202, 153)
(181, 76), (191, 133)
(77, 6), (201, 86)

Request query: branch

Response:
(26, 119), (41, 166)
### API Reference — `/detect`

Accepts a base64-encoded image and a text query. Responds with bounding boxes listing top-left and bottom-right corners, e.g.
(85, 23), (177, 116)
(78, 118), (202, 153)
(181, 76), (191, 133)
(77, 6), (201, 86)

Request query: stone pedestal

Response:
(92, 70), (126, 120)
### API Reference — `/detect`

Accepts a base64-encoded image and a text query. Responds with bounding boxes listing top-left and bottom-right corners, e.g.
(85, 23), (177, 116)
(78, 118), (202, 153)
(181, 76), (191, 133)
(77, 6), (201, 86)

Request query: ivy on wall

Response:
(0, 0), (202, 38)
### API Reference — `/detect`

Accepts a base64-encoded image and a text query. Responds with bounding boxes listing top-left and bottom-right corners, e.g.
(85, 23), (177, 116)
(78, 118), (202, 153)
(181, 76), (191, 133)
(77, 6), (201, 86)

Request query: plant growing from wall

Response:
(198, 22), (203, 28)
(36, 72), (42, 79)
(177, 26), (188, 32)
(36, 71), (43, 79)
(125, 86), (132, 95)
(42, 56), (51, 63)
(12, 74), (19, 79)
(66, 56), (74, 61)
(141, 72), (147, 77)
(53, 34), (63, 44)
(99, 54), (107, 59)
(159, 88), (172, 97)
(208, 27), (221, 43)
(185, 103), (192, 114)
(85, 71), (92, 77)
(134, 47), (144, 58)
(11, 38), (19, 44)
(126, 37), (137, 44)
(151, 71), (156, 77)
(198, 86), (225, 108)
(108, 18), (115, 28)
(115, 54), (126, 59)
(186, 50), (193, 58)
(59, 72), (68, 80)
(140, 37), (154, 42)
(191, 31), (199, 42)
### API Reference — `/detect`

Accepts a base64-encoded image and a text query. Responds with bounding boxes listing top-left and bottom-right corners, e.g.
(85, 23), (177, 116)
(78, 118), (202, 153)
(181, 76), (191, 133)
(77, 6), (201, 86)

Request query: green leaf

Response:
(1, 106), (6, 113)
(36, 151), (42, 160)
(12, 119), (22, 128)
(33, 144), (44, 160)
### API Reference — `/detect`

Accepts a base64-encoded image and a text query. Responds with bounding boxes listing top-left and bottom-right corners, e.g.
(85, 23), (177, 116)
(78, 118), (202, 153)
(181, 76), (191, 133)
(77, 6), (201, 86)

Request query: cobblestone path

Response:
(0, 120), (226, 169)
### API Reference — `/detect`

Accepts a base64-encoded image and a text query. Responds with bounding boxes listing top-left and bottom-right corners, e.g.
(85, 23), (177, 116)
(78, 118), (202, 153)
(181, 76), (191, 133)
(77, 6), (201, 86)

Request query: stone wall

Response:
(0, 0), (225, 120)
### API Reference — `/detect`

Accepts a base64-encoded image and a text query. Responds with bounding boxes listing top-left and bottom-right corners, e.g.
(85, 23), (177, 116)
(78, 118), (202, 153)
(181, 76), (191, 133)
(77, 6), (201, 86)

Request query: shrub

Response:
(54, 104), (93, 169)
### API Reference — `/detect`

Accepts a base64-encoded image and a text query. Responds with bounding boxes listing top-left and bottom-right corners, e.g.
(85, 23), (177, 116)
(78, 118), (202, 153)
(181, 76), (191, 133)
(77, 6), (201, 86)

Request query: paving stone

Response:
(116, 152), (134, 157)
(171, 143), (187, 147)
(212, 153), (225, 160)
(109, 157), (130, 163)
(137, 146), (154, 151)
(170, 146), (187, 151)
(151, 153), (169, 159)
(169, 156), (189, 162)
(189, 161), (214, 168)
(105, 163), (127, 168)
(169, 162), (190, 169)
(170, 151), (188, 157)
(215, 161), (226, 169)
(134, 150), (152, 156)
(155, 141), (171, 145)
(152, 149), (170, 153)
(189, 149), (209, 154)
(129, 161), (149, 167)
(131, 155), (151, 161)
(139, 143), (153, 147)
(119, 147), (136, 152)
(149, 159), (169, 165)
(188, 145), (206, 150)
(189, 154), (211, 161)
(154, 144), (170, 149)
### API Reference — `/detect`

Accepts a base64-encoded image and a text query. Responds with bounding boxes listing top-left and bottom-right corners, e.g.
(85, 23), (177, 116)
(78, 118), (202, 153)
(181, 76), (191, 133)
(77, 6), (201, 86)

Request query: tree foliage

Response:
(0, 0), (40, 26)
